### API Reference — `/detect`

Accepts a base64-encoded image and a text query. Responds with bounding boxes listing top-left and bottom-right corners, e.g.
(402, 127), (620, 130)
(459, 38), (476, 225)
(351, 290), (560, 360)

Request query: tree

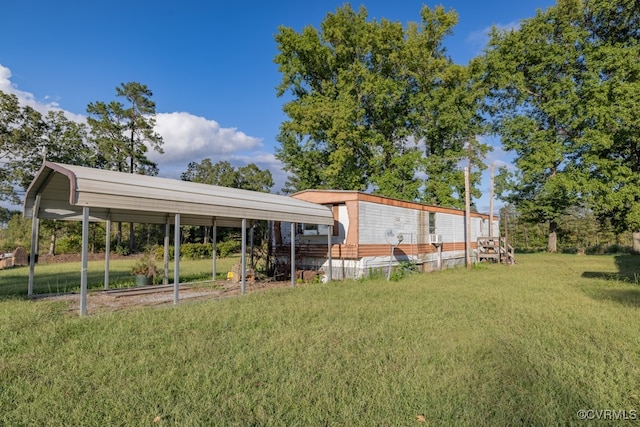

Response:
(181, 159), (273, 192)
(87, 82), (163, 174)
(181, 159), (274, 246)
(274, 4), (488, 205)
(0, 91), (95, 203)
(576, 0), (640, 252)
(0, 91), (45, 203)
(87, 82), (164, 251)
(480, 0), (586, 252)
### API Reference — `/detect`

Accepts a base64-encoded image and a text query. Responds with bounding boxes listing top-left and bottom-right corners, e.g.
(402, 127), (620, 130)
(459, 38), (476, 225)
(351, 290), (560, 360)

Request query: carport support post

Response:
(104, 219), (111, 290)
(163, 219), (170, 286)
(80, 206), (89, 316)
(212, 220), (217, 281)
(28, 194), (41, 296)
(327, 226), (332, 282)
(241, 218), (247, 295)
(174, 213), (181, 305)
(291, 222), (296, 288)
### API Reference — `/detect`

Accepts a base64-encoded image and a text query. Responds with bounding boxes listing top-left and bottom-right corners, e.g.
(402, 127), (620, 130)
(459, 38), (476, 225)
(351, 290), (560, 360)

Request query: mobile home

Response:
(273, 190), (499, 280)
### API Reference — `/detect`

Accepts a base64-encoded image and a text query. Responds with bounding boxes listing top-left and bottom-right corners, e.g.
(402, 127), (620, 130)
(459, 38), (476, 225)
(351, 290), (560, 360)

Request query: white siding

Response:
(435, 212), (465, 243)
(358, 201), (418, 244)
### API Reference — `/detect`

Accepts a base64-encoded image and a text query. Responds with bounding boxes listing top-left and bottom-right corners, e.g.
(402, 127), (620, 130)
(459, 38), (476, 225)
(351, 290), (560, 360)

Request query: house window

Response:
(428, 212), (436, 234)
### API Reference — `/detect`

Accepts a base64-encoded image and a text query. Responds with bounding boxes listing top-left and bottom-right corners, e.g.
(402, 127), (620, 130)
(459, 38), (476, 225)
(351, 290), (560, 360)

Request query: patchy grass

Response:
(0, 253), (639, 425)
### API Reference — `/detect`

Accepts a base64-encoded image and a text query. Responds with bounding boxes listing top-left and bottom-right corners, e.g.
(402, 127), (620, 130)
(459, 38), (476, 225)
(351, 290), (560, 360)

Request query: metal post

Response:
(241, 218), (247, 294)
(327, 226), (332, 282)
(174, 214), (180, 304)
(104, 219), (111, 290)
(163, 219), (170, 286)
(212, 220), (217, 281)
(28, 194), (41, 296)
(80, 207), (89, 316)
(291, 222), (296, 288)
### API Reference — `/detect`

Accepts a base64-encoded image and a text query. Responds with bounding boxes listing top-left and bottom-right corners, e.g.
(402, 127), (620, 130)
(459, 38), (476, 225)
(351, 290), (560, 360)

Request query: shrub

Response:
(217, 240), (239, 258)
(56, 235), (83, 254)
(180, 243), (212, 260)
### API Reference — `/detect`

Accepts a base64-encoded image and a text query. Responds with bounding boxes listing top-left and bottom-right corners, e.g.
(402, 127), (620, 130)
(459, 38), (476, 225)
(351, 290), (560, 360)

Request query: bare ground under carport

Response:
(32, 278), (296, 315)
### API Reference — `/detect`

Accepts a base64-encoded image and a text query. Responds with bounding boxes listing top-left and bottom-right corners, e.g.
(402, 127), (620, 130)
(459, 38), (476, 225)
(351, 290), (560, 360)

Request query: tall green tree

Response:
(577, 0), (640, 251)
(274, 4), (488, 205)
(0, 91), (47, 203)
(86, 82), (163, 175)
(480, 0), (586, 252)
(87, 82), (164, 251)
(0, 91), (94, 203)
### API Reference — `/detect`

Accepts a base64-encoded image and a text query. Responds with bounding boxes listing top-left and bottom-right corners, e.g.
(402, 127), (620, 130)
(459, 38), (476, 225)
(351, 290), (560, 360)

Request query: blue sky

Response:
(1, 0), (555, 213)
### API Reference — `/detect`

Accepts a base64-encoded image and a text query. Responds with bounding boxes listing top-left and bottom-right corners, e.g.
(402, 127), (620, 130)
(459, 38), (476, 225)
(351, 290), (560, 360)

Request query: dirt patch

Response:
(34, 278), (297, 315)
(38, 252), (131, 264)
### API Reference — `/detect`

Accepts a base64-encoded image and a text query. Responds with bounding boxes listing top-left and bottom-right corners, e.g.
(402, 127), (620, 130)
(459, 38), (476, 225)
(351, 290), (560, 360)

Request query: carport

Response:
(24, 162), (334, 316)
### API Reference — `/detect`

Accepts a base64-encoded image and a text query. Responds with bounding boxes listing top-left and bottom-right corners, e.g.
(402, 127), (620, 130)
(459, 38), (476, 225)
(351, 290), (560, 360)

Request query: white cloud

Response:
(0, 63), (288, 204)
(150, 112), (262, 166)
(148, 111), (273, 182)
(0, 64), (85, 123)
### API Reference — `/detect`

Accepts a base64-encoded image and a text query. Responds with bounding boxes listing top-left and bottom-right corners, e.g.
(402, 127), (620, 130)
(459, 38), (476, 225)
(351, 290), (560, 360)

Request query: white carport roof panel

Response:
(24, 162), (333, 226)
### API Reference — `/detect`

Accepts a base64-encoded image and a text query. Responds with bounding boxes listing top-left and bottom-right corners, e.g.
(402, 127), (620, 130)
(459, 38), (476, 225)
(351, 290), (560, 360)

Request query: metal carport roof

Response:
(24, 162), (334, 226)
(23, 162), (335, 316)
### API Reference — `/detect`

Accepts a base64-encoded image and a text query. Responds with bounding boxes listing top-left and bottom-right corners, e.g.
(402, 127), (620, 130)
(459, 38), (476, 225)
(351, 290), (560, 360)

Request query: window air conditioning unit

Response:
(429, 234), (443, 245)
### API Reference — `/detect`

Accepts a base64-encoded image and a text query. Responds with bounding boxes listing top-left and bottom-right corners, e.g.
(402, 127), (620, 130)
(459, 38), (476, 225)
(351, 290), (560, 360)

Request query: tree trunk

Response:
(117, 222), (122, 247)
(633, 231), (640, 254)
(129, 222), (135, 253)
(547, 221), (558, 253)
(49, 234), (56, 256)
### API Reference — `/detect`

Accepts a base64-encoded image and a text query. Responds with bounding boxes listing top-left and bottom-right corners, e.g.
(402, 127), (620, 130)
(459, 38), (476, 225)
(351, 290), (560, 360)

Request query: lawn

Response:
(0, 253), (639, 425)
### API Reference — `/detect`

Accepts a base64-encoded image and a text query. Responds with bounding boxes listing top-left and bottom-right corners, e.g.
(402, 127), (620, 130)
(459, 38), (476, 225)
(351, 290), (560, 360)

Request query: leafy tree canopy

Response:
(86, 82), (163, 176)
(274, 4), (488, 208)
(181, 159), (274, 193)
(0, 91), (95, 203)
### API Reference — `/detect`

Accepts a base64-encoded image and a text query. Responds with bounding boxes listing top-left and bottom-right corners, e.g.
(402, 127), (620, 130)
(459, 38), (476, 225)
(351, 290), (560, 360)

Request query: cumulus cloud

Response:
(150, 112), (263, 166)
(0, 64), (282, 187)
(0, 64), (85, 123)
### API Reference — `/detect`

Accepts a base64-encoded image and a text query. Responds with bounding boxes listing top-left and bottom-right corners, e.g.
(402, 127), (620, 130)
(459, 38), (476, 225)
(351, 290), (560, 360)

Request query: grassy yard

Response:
(0, 253), (639, 425)
(0, 255), (240, 296)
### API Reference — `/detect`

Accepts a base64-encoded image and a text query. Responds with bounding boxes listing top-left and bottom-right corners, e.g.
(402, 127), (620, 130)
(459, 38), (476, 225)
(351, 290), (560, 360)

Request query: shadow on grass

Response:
(581, 254), (640, 307)
(593, 289), (640, 308)
(581, 254), (640, 284)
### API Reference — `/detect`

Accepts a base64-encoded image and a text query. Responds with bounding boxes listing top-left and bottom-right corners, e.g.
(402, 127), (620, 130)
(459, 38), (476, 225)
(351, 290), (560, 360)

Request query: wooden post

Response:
(489, 162), (494, 238)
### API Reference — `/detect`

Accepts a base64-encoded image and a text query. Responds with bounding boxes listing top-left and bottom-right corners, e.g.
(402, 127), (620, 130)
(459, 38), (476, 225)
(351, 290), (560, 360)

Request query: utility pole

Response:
(489, 162), (494, 237)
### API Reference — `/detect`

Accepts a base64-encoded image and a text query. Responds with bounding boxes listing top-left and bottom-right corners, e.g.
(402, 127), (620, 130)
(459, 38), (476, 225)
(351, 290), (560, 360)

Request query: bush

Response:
(216, 240), (239, 258)
(151, 241), (240, 260)
(181, 243), (212, 259)
(56, 235), (83, 254)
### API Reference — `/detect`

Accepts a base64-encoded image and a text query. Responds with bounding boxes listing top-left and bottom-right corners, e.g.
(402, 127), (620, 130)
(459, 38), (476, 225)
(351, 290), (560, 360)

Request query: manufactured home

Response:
(274, 190), (499, 280)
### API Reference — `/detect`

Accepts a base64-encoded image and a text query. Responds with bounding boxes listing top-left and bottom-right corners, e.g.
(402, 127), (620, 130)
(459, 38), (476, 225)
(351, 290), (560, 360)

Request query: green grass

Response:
(0, 256), (240, 296)
(1, 253), (639, 425)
